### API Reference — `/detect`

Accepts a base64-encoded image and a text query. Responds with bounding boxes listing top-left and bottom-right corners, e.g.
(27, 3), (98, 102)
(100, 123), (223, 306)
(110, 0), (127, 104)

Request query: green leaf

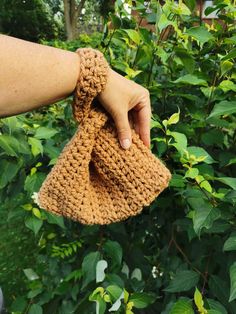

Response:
(10, 296), (27, 312)
(184, 0), (196, 11)
(96, 260), (108, 283)
(170, 299), (194, 314)
(201, 129), (224, 147)
(106, 285), (123, 302)
(176, 2), (191, 15)
(96, 295), (106, 314)
(43, 211), (66, 229)
(222, 48), (236, 61)
(185, 168), (199, 179)
(223, 233), (236, 251)
(218, 80), (236, 93)
(194, 287), (207, 313)
(125, 67), (142, 79)
(187, 146), (216, 164)
(175, 48), (195, 73)
(82, 251), (100, 289)
(24, 173), (46, 194)
(220, 61), (233, 77)
(104, 240), (122, 266)
(167, 110), (180, 125)
(0, 159), (21, 189)
(2, 116), (20, 132)
(157, 14), (175, 33)
(204, 3), (225, 16)
(164, 270), (199, 292)
(207, 310), (222, 314)
(198, 178), (212, 193)
(89, 288), (107, 314)
(194, 206), (220, 235)
(187, 196), (208, 212)
(151, 119), (162, 129)
(106, 289), (124, 312)
(28, 304), (43, 314)
(32, 207), (41, 219)
(65, 269), (82, 282)
(215, 177), (236, 190)
(209, 275), (236, 313)
(89, 287), (105, 300)
(0, 134), (18, 156)
(173, 74), (207, 86)
(207, 298), (227, 314)
(129, 292), (155, 309)
(110, 13), (121, 29)
(225, 35), (236, 44)
(209, 275), (231, 310)
(124, 29), (140, 45)
(169, 131), (187, 152)
(187, 146), (215, 164)
(186, 26), (214, 44)
(43, 142), (60, 159)
(169, 174), (186, 188)
(35, 127), (58, 139)
(28, 137), (43, 157)
(27, 288), (43, 299)
(229, 262), (236, 302)
(23, 268), (39, 281)
(208, 101), (236, 119)
(25, 216), (43, 235)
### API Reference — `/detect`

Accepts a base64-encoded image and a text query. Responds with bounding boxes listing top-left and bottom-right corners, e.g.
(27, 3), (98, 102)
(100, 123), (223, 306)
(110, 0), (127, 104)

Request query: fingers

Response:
(97, 68), (151, 149)
(132, 110), (140, 135)
(112, 110), (132, 150)
(135, 103), (151, 148)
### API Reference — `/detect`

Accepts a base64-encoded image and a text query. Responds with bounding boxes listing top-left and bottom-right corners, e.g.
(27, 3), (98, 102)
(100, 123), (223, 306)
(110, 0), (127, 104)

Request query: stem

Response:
(97, 225), (105, 252)
(168, 227), (206, 280)
(103, 28), (116, 55)
(195, 179), (217, 207)
(206, 71), (218, 114)
(199, 0), (203, 25)
(201, 253), (212, 295)
(132, 44), (140, 69)
(147, 51), (155, 87)
(24, 299), (33, 314)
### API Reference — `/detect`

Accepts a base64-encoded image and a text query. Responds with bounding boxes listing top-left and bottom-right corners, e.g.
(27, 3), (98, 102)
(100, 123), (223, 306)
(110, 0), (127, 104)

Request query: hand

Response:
(97, 68), (151, 150)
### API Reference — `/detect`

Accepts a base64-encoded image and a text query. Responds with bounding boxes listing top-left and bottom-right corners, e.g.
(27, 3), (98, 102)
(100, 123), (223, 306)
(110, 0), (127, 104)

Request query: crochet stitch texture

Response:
(36, 48), (172, 225)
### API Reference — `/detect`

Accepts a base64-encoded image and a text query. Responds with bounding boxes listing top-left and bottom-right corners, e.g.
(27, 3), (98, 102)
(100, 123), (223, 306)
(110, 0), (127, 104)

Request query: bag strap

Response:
(72, 48), (110, 125)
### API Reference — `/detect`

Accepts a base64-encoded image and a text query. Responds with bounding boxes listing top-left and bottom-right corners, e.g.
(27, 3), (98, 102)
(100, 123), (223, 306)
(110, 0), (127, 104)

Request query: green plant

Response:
(0, 0), (61, 42)
(0, 0), (236, 313)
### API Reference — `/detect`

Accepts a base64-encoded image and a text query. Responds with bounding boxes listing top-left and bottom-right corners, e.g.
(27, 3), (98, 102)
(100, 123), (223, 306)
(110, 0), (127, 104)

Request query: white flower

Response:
(31, 192), (40, 207)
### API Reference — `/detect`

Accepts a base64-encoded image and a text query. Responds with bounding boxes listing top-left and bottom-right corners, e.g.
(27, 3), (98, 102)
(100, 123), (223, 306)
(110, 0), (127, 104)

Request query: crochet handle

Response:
(72, 48), (110, 125)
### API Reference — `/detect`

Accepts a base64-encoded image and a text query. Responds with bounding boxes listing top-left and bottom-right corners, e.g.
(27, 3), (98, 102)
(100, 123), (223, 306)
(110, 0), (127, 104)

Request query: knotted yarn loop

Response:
(72, 48), (110, 125)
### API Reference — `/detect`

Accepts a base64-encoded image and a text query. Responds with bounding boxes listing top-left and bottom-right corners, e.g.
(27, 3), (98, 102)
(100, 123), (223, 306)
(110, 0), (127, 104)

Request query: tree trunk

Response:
(63, 0), (86, 41)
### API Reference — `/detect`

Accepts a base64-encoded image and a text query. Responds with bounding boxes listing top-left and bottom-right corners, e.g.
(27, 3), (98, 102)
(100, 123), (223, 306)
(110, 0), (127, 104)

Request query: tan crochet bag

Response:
(35, 48), (171, 225)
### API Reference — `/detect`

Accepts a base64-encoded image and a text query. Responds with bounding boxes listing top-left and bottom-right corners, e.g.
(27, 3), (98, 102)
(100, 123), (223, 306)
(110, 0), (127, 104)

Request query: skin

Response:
(0, 34), (151, 149)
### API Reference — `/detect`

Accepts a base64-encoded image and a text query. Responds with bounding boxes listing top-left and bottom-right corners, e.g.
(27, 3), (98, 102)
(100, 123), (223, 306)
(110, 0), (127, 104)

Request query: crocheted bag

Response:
(35, 48), (171, 225)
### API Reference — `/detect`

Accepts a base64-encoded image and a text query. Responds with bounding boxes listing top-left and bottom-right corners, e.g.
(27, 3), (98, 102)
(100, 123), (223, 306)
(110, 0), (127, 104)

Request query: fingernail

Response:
(121, 139), (131, 149)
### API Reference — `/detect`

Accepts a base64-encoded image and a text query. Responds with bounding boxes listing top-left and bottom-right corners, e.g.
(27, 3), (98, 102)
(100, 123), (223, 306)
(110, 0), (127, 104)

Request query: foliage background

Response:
(0, 0), (236, 313)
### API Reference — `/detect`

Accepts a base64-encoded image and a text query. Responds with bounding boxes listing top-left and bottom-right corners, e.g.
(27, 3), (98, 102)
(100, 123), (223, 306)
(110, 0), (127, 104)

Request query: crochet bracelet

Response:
(72, 48), (110, 124)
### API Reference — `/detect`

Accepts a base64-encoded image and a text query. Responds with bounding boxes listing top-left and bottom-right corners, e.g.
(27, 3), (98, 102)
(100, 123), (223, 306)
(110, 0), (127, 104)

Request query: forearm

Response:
(0, 34), (80, 117)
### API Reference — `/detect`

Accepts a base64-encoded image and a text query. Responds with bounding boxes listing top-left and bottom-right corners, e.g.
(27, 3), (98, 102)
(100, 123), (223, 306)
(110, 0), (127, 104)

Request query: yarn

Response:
(36, 48), (171, 225)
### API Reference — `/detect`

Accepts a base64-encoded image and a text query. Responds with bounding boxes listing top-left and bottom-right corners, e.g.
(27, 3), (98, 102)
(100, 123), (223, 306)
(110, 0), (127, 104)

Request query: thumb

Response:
(113, 111), (132, 150)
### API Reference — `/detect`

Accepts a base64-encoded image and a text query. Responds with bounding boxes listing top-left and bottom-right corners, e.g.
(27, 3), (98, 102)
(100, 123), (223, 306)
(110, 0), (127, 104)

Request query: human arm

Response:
(0, 34), (151, 149)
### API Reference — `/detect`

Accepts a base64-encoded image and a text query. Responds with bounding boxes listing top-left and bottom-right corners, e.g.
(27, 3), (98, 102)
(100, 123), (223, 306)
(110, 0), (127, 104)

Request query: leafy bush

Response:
(0, 0), (236, 313)
(0, 0), (61, 42)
